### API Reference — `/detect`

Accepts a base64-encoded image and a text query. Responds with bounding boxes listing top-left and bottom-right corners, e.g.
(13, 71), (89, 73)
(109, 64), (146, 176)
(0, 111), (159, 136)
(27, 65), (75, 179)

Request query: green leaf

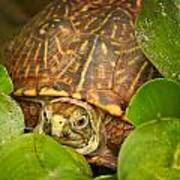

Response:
(126, 78), (180, 126)
(118, 118), (180, 180)
(94, 174), (116, 180)
(135, 0), (180, 84)
(0, 93), (24, 145)
(0, 134), (92, 180)
(0, 65), (13, 94)
(61, 145), (93, 176)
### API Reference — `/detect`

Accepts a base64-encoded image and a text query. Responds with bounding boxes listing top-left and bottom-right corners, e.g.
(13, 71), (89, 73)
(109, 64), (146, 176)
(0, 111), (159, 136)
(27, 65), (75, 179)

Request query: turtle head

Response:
(40, 97), (103, 155)
(17, 96), (132, 168)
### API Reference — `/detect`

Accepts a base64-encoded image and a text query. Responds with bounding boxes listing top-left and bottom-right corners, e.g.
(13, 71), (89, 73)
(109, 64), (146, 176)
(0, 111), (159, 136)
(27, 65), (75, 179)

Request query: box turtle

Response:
(5, 0), (157, 168)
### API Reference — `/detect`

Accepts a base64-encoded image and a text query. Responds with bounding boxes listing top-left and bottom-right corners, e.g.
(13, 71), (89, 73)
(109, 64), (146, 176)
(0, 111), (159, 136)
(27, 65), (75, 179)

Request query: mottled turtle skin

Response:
(6, 0), (156, 168)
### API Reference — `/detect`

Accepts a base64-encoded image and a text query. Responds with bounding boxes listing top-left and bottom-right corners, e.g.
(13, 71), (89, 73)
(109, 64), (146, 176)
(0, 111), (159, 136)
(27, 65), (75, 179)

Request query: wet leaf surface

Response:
(0, 65), (13, 94)
(126, 79), (180, 126)
(136, 0), (180, 84)
(0, 134), (92, 180)
(118, 118), (180, 180)
(0, 93), (24, 145)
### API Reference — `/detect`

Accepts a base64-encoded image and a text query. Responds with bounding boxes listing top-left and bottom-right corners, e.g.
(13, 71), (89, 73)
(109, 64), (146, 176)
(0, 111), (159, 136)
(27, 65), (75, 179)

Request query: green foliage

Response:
(0, 93), (24, 146)
(126, 78), (180, 126)
(0, 1), (180, 178)
(0, 64), (23, 145)
(0, 134), (92, 180)
(136, 0), (180, 84)
(124, 2), (180, 178)
(0, 65), (13, 94)
(118, 118), (180, 180)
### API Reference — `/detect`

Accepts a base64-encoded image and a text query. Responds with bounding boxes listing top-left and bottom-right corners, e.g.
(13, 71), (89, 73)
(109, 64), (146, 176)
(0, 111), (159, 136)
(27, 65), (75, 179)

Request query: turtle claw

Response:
(87, 153), (117, 169)
(86, 146), (117, 169)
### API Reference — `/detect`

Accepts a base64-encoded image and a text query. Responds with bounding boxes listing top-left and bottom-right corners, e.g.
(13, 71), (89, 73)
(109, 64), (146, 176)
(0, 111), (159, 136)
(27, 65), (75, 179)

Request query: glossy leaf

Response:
(0, 65), (13, 94)
(126, 78), (180, 126)
(0, 93), (24, 145)
(118, 118), (180, 180)
(136, 0), (180, 84)
(0, 134), (92, 180)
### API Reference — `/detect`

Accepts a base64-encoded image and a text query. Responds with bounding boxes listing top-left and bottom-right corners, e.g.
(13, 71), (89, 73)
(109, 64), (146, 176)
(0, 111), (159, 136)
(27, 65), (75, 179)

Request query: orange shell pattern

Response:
(6, 0), (155, 116)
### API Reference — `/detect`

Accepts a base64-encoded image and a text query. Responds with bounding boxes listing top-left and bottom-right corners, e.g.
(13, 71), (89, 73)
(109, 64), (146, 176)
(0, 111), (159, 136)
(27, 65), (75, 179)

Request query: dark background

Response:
(0, 0), (51, 62)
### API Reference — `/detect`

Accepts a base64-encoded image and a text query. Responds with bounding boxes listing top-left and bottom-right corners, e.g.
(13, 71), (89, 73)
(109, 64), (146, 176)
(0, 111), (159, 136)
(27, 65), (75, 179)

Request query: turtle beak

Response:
(51, 115), (68, 137)
(57, 123), (71, 138)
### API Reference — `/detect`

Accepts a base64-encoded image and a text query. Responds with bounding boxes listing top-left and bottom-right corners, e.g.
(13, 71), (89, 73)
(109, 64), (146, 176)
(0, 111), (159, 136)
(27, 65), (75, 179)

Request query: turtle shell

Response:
(6, 0), (156, 116)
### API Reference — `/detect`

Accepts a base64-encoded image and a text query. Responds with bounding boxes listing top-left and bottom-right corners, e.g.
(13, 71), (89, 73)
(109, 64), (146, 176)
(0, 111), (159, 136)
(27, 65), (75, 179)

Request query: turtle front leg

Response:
(87, 115), (133, 169)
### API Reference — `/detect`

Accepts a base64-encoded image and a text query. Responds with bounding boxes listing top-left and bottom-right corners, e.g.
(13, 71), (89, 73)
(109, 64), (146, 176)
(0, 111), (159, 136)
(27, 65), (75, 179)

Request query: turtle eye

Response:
(74, 116), (89, 130)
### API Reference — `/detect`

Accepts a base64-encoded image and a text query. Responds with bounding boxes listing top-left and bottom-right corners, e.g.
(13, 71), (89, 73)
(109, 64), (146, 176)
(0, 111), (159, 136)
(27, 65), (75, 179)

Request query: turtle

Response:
(5, 0), (157, 168)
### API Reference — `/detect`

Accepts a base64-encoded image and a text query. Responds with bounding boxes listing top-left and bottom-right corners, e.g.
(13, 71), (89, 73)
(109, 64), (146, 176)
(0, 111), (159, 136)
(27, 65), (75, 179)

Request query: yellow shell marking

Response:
(88, 98), (123, 116)
(75, 36), (99, 92)
(80, 40), (89, 53)
(43, 40), (48, 69)
(14, 89), (24, 96)
(23, 89), (37, 96)
(101, 42), (108, 55)
(128, 61), (148, 96)
(105, 104), (122, 116)
(24, 65), (31, 79)
(72, 93), (82, 99)
(34, 43), (42, 77)
(39, 88), (69, 96)
(55, 36), (64, 55)
(111, 24), (118, 39)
